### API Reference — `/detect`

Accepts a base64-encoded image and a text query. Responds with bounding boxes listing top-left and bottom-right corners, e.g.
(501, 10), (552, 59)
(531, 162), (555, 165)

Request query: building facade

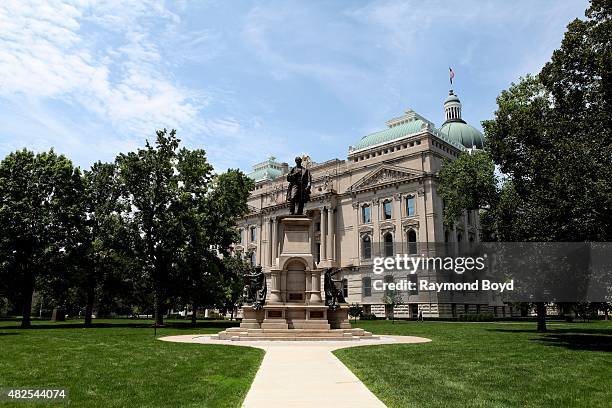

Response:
(234, 90), (509, 318)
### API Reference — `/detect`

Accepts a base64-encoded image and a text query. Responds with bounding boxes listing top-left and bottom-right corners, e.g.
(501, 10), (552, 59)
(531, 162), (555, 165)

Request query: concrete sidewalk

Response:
(160, 334), (430, 408)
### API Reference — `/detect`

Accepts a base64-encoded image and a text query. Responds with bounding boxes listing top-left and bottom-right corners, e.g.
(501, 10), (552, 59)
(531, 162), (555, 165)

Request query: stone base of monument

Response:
(211, 327), (376, 341)
(212, 215), (375, 341)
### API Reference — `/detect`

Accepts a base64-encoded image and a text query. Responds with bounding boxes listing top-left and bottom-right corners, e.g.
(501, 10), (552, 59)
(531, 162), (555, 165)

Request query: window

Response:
(383, 200), (392, 219)
(362, 204), (371, 223)
(384, 233), (393, 257)
(384, 275), (394, 284)
(406, 196), (415, 216)
(342, 278), (348, 299)
(239, 229), (244, 244)
(250, 226), (256, 242)
(249, 252), (256, 266)
(362, 277), (372, 297)
(362, 235), (372, 259)
(444, 230), (450, 243)
(467, 210), (473, 225)
(315, 243), (321, 263)
(407, 229), (417, 255)
(409, 274), (418, 295)
(316, 222), (321, 232)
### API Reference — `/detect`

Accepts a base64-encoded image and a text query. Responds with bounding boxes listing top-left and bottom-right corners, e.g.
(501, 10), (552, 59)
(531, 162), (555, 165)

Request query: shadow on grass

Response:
(489, 326), (612, 352)
(0, 320), (240, 331)
(535, 334), (612, 352)
(0, 332), (20, 336)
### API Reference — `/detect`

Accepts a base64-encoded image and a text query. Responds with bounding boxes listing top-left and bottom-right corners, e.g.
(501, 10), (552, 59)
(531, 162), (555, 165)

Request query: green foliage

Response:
(348, 303), (363, 322)
(457, 312), (495, 322)
(437, 150), (498, 228)
(0, 149), (82, 327)
(482, 0), (612, 242)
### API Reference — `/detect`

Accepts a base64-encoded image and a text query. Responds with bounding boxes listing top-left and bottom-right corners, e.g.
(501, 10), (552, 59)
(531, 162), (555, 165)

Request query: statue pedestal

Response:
(236, 215), (353, 335)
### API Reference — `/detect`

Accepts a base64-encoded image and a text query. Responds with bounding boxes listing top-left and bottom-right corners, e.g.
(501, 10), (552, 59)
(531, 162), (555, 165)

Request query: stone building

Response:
(234, 90), (508, 318)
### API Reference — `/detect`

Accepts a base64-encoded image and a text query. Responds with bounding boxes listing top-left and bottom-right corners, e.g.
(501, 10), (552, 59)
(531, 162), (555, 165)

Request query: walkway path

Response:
(160, 334), (430, 408)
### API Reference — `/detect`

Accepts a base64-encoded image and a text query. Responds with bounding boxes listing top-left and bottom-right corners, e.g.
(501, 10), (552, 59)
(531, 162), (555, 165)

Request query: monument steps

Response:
(211, 327), (376, 341)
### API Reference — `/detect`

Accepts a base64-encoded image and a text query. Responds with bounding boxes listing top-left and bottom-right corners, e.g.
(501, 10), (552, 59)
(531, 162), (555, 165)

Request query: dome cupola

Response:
(439, 89), (485, 149)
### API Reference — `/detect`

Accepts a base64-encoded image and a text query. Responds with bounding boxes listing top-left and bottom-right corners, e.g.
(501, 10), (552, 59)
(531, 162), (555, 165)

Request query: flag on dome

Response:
(449, 67), (455, 85)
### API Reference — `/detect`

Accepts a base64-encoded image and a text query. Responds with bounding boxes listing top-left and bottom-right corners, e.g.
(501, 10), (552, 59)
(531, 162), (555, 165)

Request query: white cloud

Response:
(0, 0), (204, 139)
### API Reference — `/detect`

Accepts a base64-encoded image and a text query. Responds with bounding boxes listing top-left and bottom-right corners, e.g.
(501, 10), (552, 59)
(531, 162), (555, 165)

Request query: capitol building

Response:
(233, 89), (510, 318)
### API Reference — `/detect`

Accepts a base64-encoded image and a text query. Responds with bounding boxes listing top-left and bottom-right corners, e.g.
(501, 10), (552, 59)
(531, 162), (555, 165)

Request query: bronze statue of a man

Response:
(286, 156), (312, 215)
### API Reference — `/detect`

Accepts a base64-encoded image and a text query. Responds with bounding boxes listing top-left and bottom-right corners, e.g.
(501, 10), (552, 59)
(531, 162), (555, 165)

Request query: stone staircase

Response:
(210, 327), (377, 341)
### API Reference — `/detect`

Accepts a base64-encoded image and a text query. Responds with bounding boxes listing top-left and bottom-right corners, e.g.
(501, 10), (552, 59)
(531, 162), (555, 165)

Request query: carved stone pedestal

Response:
(222, 215), (364, 340)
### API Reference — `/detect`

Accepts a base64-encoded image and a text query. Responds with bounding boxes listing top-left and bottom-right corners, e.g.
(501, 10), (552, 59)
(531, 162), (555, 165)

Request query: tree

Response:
(116, 129), (208, 325)
(179, 169), (254, 325)
(479, 0), (612, 331)
(382, 288), (404, 324)
(0, 149), (82, 328)
(218, 254), (253, 322)
(77, 162), (130, 326)
(348, 303), (363, 324)
(437, 150), (498, 228)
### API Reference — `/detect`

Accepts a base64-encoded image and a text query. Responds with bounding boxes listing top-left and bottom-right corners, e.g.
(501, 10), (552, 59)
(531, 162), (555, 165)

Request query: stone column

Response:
(271, 218), (278, 266)
(267, 218), (273, 267)
(309, 270), (322, 303)
(269, 270), (282, 303)
(327, 206), (334, 261)
(321, 207), (328, 261)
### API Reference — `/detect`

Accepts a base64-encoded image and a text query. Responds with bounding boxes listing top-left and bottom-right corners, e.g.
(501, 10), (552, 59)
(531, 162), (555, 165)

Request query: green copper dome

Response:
(247, 156), (286, 182)
(439, 121), (484, 149)
(352, 111), (433, 151)
(248, 167), (282, 182)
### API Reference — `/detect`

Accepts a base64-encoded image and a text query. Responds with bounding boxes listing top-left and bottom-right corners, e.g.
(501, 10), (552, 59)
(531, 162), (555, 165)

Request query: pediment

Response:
(348, 164), (424, 193)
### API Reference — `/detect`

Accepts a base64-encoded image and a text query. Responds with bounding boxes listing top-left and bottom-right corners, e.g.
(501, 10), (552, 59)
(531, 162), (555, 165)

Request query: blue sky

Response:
(0, 0), (589, 173)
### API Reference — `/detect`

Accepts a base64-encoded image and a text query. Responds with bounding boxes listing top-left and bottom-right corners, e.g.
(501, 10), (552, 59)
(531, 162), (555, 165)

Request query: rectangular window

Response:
(362, 205), (371, 223)
(406, 196), (415, 216)
(250, 227), (256, 242)
(409, 274), (418, 295)
(342, 278), (348, 298)
(315, 243), (321, 263)
(362, 277), (372, 297)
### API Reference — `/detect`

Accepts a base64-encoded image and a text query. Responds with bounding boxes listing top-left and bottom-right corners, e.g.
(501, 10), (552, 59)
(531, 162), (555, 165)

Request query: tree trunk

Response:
(20, 281), (34, 328)
(536, 302), (547, 332)
(191, 302), (197, 327)
(155, 301), (164, 326)
(84, 282), (95, 327)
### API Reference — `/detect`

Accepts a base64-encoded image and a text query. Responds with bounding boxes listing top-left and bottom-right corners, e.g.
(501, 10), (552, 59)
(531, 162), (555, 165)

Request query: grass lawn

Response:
(0, 318), (263, 407)
(334, 320), (612, 408)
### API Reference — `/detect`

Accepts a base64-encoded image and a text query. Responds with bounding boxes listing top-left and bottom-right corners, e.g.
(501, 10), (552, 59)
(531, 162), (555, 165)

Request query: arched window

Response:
(383, 200), (392, 220)
(362, 204), (371, 223)
(405, 195), (415, 216)
(384, 233), (394, 257)
(407, 229), (417, 255)
(362, 235), (372, 259)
